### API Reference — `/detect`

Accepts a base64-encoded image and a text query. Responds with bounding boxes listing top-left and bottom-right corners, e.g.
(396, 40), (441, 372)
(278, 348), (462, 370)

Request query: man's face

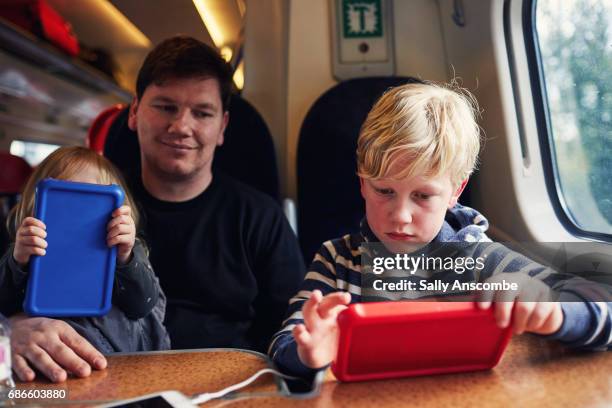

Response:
(128, 77), (228, 182)
(360, 166), (465, 253)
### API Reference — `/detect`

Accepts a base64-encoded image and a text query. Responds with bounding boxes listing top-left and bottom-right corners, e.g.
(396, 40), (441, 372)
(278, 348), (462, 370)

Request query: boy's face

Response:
(128, 76), (229, 183)
(360, 167), (465, 253)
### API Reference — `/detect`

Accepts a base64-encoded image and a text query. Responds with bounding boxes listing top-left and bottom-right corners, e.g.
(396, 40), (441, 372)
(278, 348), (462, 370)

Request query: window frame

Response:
(520, 0), (612, 241)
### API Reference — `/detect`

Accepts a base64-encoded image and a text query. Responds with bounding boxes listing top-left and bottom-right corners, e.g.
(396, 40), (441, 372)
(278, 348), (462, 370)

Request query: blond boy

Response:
(269, 81), (611, 378)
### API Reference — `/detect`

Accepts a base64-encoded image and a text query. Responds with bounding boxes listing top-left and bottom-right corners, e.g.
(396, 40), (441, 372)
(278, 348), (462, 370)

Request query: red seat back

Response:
(87, 104), (125, 154)
(0, 151), (32, 194)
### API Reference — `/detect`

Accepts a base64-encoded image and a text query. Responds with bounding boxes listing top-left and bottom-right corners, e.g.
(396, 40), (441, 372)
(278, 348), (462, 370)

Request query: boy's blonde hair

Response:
(7, 146), (139, 238)
(357, 81), (482, 186)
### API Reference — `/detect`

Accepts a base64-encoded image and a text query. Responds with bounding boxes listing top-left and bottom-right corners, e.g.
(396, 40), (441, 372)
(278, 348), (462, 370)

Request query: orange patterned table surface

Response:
(13, 348), (283, 407)
(11, 336), (612, 407)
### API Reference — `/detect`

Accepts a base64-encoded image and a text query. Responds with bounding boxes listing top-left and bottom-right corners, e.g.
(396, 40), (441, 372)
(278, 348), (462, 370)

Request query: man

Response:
(10, 36), (305, 382)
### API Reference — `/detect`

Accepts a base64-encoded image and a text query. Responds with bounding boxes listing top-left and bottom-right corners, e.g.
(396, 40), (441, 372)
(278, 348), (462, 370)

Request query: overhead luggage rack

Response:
(0, 18), (131, 100)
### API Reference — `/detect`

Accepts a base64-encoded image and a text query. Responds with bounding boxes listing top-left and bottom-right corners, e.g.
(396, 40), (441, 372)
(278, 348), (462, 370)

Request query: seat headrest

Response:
(217, 95), (279, 200)
(87, 104), (125, 154)
(0, 151), (32, 194)
(103, 107), (140, 177)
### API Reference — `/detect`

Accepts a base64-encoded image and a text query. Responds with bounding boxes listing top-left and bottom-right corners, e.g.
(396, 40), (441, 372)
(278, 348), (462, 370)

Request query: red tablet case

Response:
(332, 301), (512, 382)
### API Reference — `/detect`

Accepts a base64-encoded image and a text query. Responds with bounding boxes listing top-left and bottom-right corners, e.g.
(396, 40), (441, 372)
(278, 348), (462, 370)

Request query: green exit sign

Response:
(342, 0), (383, 38)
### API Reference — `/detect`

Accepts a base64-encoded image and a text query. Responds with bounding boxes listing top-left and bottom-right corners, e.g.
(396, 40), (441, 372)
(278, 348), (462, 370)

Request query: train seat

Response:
(0, 151), (33, 254)
(296, 77), (424, 262)
(86, 104), (125, 154)
(0, 151), (32, 197)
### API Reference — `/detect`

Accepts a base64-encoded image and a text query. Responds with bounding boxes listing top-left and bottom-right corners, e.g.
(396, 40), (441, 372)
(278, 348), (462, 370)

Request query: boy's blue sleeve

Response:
(474, 242), (612, 350)
(268, 242), (343, 378)
(547, 291), (612, 350)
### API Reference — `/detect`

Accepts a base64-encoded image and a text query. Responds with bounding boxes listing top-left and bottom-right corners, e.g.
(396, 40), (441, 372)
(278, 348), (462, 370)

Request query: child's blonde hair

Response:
(7, 146), (139, 239)
(357, 81), (482, 186)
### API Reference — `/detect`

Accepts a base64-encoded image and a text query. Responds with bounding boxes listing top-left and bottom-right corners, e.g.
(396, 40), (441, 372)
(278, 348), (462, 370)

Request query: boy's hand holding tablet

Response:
(295, 290), (562, 373)
(477, 272), (563, 335)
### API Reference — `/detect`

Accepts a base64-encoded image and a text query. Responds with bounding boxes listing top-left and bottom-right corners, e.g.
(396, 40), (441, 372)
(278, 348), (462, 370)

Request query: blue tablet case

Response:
(23, 179), (124, 317)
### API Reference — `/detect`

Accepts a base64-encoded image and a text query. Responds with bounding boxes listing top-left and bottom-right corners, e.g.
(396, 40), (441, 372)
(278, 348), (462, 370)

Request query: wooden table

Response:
(11, 336), (612, 407)
(12, 348), (284, 407)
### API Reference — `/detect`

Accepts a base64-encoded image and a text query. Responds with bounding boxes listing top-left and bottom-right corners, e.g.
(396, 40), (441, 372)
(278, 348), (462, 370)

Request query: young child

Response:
(269, 81), (612, 378)
(0, 146), (170, 354)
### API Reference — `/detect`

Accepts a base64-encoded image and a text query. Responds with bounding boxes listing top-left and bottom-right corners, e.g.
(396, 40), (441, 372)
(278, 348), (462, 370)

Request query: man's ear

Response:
(127, 98), (139, 131)
(448, 178), (469, 208)
(217, 111), (229, 146)
(359, 177), (366, 199)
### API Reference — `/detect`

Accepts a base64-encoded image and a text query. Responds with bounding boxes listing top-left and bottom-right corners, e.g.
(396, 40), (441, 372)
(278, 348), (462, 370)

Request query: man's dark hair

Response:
(135, 36), (233, 111)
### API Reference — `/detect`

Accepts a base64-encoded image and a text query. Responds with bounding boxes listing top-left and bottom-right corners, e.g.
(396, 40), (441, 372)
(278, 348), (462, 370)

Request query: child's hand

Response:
(477, 272), (563, 335)
(293, 290), (351, 369)
(13, 217), (47, 267)
(107, 206), (135, 265)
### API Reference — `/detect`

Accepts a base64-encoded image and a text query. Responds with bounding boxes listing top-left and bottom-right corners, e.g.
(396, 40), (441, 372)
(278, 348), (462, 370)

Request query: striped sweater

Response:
(269, 204), (612, 378)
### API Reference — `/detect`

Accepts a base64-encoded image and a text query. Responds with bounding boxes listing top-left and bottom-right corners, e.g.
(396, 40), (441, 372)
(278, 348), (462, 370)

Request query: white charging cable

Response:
(190, 368), (300, 404)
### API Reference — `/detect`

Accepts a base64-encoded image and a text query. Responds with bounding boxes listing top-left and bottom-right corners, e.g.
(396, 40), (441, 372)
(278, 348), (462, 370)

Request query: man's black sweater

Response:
(130, 172), (305, 352)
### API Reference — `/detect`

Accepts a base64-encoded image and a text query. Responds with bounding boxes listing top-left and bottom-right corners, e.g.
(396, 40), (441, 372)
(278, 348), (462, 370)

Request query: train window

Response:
(533, 0), (611, 236)
(10, 140), (60, 166)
